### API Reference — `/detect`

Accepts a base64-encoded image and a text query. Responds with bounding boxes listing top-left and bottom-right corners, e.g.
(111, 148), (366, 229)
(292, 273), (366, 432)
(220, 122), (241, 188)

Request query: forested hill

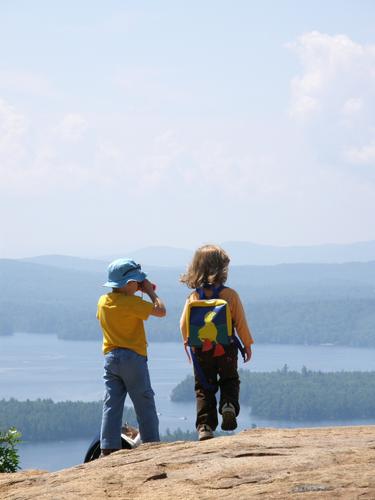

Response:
(1, 258), (375, 346)
(14, 255), (375, 297)
(171, 369), (375, 421)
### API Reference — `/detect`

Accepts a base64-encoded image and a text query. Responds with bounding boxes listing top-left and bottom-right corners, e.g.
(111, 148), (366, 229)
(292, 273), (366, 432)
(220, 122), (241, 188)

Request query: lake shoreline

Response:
(3, 331), (375, 350)
(2, 332), (375, 470)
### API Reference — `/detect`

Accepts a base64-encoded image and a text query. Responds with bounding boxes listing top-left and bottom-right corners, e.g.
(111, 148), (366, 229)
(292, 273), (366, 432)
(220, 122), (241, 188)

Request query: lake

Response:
(2, 333), (375, 471)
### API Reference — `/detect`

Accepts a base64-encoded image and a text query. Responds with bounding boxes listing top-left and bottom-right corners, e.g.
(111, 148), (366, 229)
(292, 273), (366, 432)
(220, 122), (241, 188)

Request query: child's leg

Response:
(119, 350), (160, 443)
(194, 349), (219, 431)
(100, 351), (127, 451)
(218, 343), (240, 416)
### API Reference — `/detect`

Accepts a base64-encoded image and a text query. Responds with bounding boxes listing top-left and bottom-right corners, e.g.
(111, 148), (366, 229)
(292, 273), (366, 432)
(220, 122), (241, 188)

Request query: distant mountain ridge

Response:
(17, 253), (375, 289)
(21, 255), (108, 274)
(105, 240), (375, 266)
(222, 240), (375, 265)
(104, 246), (193, 268)
(20, 240), (375, 269)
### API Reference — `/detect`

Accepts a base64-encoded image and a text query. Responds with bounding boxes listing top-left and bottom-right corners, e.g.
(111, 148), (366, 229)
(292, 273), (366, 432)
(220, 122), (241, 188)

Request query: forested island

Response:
(0, 399), (200, 443)
(0, 399), (136, 441)
(171, 368), (375, 420)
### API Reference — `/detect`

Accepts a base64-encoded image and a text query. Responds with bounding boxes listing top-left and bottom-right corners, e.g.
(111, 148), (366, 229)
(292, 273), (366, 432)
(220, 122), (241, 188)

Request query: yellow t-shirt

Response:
(97, 293), (154, 356)
(180, 287), (254, 347)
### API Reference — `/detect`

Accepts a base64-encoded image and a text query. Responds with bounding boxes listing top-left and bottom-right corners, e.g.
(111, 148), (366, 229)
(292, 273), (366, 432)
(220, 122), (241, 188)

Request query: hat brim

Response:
(103, 270), (147, 288)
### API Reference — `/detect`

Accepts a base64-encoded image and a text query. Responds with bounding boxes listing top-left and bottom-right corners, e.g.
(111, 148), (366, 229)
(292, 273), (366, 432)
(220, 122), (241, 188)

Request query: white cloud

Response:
(287, 31), (375, 168)
(0, 98), (27, 149)
(6, 111), (286, 200)
(0, 70), (56, 97)
(0, 98), (28, 183)
(57, 113), (88, 142)
(113, 67), (189, 112)
(344, 140), (375, 165)
(288, 31), (375, 120)
(289, 95), (319, 118)
(341, 97), (363, 117)
(0, 102), (95, 194)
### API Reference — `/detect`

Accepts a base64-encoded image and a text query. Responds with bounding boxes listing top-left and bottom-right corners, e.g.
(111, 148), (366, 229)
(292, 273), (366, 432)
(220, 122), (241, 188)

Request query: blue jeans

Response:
(100, 348), (160, 449)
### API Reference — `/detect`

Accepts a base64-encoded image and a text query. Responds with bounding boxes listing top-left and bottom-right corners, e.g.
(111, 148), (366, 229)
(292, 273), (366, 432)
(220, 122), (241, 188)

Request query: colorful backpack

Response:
(185, 285), (233, 357)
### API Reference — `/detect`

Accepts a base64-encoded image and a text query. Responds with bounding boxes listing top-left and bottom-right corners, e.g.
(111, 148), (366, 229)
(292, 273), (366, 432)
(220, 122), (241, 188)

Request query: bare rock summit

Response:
(1, 426), (375, 499)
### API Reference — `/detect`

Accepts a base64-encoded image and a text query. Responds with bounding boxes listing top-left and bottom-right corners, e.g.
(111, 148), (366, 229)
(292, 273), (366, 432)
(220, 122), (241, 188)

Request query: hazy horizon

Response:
(1, 1), (375, 258)
(3, 238), (375, 265)
(3, 238), (375, 261)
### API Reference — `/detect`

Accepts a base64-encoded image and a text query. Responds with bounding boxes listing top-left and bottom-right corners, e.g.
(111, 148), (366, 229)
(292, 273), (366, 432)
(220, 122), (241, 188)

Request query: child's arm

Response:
(180, 300), (193, 362)
(228, 289), (254, 363)
(179, 300), (188, 344)
(243, 345), (252, 363)
(141, 279), (166, 317)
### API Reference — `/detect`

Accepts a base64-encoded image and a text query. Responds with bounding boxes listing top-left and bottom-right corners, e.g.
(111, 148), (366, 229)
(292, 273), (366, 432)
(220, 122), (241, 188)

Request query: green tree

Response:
(0, 428), (21, 473)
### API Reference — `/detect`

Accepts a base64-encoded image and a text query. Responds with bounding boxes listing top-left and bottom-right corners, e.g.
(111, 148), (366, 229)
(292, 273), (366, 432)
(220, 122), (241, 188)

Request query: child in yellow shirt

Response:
(97, 258), (166, 456)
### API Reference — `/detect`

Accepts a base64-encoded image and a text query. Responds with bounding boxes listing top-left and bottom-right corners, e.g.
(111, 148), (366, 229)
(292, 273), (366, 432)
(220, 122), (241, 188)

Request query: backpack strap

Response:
(233, 334), (246, 361)
(196, 284), (226, 300)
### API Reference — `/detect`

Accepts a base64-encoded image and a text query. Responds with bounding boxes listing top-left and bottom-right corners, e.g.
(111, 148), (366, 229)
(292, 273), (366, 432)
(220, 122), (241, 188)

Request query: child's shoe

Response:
(221, 402), (237, 431)
(100, 448), (117, 458)
(198, 424), (214, 441)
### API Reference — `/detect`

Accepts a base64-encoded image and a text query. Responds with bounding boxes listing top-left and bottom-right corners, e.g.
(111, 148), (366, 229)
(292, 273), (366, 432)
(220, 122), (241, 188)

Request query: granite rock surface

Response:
(1, 426), (375, 499)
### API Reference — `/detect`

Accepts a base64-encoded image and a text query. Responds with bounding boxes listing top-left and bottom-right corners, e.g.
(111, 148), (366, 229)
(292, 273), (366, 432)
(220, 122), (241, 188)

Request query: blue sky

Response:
(1, 1), (375, 257)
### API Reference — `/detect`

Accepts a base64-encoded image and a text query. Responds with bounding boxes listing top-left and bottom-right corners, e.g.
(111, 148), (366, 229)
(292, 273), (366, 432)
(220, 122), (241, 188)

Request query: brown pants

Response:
(193, 343), (240, 431)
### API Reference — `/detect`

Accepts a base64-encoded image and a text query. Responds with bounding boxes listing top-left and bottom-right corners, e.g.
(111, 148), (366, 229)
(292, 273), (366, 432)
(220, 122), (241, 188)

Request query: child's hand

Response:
(143, 280), (166, 317)
(140, 279), (154, 294)
(244, 345), (252, 363)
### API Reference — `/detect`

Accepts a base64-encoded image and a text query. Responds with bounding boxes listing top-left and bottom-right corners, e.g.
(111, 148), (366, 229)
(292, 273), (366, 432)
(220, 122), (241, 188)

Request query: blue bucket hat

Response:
(103, 258), (147, 288)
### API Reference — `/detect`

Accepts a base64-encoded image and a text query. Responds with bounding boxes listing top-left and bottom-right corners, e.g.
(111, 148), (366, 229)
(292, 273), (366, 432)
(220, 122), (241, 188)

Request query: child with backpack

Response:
(180, 244), (253, 441)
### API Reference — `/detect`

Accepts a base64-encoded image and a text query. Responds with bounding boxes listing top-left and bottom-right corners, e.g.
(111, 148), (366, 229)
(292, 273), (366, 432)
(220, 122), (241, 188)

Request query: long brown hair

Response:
(180, 244), (230, 289)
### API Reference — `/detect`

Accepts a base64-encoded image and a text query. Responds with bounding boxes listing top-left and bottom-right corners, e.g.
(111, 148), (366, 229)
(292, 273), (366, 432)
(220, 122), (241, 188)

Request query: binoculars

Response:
(137, 281), (157, 291)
